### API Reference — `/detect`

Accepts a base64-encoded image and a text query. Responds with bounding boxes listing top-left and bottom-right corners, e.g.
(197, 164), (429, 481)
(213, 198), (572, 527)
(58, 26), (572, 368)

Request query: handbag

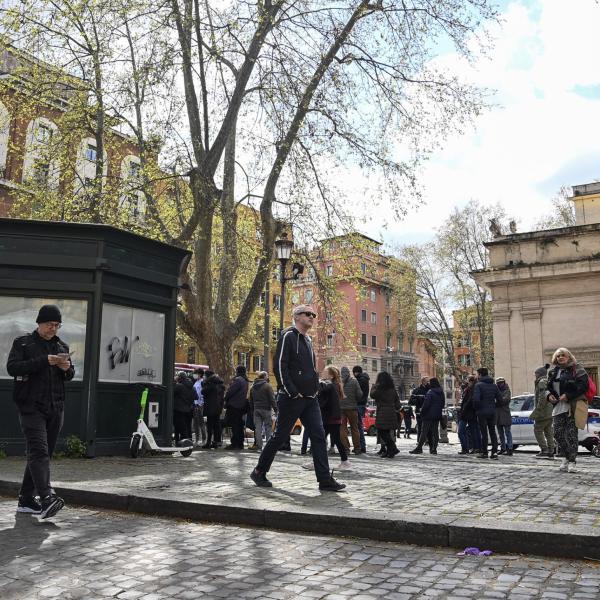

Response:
(574, 398), (588, 430)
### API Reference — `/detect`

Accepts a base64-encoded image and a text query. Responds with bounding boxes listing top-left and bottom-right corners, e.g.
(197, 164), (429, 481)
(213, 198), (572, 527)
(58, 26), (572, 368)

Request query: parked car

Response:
(510, 394), (600, 452)
(363, 407), (377, 436)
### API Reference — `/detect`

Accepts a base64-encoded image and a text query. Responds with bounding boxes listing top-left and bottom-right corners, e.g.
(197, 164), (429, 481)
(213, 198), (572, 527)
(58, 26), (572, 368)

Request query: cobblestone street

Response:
(1, 497), (600, 600)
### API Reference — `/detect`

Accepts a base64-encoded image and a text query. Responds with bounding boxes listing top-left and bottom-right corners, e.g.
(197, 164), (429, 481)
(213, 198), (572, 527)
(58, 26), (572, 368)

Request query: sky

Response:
(356, 0), (600, 247)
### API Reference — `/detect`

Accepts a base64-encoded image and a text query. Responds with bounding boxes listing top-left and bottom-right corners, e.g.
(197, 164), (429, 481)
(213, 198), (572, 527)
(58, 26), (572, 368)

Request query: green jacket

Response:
(530, 376), (552, 421)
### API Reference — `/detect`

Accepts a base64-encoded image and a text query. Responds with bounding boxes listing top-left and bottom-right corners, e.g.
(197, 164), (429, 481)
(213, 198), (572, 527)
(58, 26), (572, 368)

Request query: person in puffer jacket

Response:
(340, 366), (362, 454)
(472, 367), (501, 459)
(409, 378), (444, 455)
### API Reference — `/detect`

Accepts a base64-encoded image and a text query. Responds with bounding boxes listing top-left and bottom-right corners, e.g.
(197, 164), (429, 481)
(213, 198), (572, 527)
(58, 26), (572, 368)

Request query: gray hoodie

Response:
(340, 366), (363, 410)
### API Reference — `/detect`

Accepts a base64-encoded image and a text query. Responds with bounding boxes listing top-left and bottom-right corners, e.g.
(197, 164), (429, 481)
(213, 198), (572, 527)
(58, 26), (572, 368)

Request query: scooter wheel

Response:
(130, 433), (142, 458)
(178, 438), (193, 457)
(592, 444), (600, 458)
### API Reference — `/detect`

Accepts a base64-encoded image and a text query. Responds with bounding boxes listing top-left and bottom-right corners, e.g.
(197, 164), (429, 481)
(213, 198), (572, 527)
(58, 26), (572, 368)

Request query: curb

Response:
(1, 479), (599, 559)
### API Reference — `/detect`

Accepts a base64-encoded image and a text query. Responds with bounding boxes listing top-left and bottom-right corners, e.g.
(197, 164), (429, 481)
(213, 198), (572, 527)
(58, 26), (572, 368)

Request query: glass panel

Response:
(0, 296), (87, 380)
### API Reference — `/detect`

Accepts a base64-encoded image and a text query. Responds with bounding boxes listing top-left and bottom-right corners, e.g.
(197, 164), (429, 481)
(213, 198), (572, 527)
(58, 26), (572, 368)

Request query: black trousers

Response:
(417, 419), (439, 451)
(205, 414), (221, 445)
(173, 410), (192, 443)
(19, 406), (64, 499)
(477, 413), (498, 455)
(226, 407), (245, 448)
(257, 393), (329, 482)
(325, 423), (348, 462)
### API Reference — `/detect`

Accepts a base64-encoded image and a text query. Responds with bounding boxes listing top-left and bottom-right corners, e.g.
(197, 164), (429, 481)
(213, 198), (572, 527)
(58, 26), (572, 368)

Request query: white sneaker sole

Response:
(40, 498), (65, 519)
(16, 506), (41, 515)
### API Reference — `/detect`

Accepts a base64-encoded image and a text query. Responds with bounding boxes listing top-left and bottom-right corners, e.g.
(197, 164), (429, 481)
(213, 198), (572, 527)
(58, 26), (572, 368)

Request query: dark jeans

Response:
(205, 414), (222, 445)
(326, 423), (348, 461)
(403, 416), (412, 437)
(173, 410), (192, 444)
(467, 418), (481, 450)
(478, 413), (498, 455)
(19, 406), (64, 499)
(417, 419), (439, 452)
(257, 393), (329, 482)
(416, 414), (422, 440)
(226, 407), (245, 448)
(378, 428), (398, 455)
(356, 405), (366, 451)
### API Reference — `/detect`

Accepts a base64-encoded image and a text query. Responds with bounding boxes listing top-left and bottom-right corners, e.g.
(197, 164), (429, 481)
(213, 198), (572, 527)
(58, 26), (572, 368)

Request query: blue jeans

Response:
(457, 419), (469, 452)
(356, 405), (366, 451)
(466, 418), (481, 450)
(497, 424), (513, 450)
(257, 392), (329, 482)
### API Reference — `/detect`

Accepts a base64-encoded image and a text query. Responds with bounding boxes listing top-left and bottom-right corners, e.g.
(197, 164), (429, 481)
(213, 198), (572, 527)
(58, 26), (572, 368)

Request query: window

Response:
(237, 352), (249, 369)
(458, 354), (471, 367)
(23, 118), (59, 189)
(327, 334), (334, 348)
(385, 315), (390, 328)
(370, 289), (376, 302)
(371, 359), (378, 372)
(360, 263), (367, 275)
(361, 309), (367, 322)
(326, 265), (333, 276)
(272, 327), (281, 341)
(120, 156), (145, 222)
(272, 294), (281, 310)
(258, 292), (266, 307)
(397, 333), (404, 351)
(36, 123), (53, 144)
(325, 311), (333, 323)
(385, 292), (391, 307)
(371, 335), (377, 348)
(0, 100), (10, 173)
(291, 291), (299, 304)
(361, 333), (367, 346)
(304, 288), (313, 303)
(361, 357), (368, 369)
(187, 346), (196, 363)
(326, 357), (333, 365)
(409, 337), (414, 353)
(85, 143), (97, 162)
(386, 333), (392, 348)
(371, 312), (377, 324)
(252, 355), (261, 372)
(129, 160), (141, 180)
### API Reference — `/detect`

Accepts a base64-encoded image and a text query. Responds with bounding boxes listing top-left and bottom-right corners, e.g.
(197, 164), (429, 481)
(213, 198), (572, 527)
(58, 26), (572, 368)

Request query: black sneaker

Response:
(319, 476), (346, 492)
(409, 447), (423, 454)
(250, 469), (272, 488)
(490, 453), (498, 460)
(39, 494), (64, 519)
(476, 453), (489, 459)
(17, 495), (41, 515)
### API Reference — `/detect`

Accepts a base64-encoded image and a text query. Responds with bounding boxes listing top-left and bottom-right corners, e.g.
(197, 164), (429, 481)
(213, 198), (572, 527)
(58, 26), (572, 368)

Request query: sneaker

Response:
(360, 448), (367, 454)
(534, 451), (547, 459)
(476, 453), (488, 459)
(546, 451), (555, 460)
(17, 496), (41, 515)
(429, 449), (438, 455)
(319, 475), (346, 492)
(498, 448), (506, 455)
(559, 458), (569, 472)
(506, 449), (513, 456)
(250, 469), (272, 487)
(490, 453), (498, 460)
(39, 494), (64, 519)
(337, 460), (351, 470)
(301, 462), (314, 470)
(567, 462), (577, 473)
(457, 450), (469, 455)
(409, 447), (423, 454)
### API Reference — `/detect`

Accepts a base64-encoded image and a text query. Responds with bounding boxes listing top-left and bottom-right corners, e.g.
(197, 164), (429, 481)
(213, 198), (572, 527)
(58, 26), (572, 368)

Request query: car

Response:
(510, 394), (600, 451)
(363, 407), (377, 436)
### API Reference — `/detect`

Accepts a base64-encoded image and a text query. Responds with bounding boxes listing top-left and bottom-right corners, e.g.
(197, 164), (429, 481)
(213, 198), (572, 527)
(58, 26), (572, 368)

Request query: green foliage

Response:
(64, 435), (87, 458)
(0, 447), (7, 459)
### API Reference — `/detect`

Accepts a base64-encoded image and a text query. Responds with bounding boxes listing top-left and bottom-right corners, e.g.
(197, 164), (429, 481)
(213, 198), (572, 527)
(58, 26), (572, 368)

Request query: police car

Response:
(510, 394), (600, 453)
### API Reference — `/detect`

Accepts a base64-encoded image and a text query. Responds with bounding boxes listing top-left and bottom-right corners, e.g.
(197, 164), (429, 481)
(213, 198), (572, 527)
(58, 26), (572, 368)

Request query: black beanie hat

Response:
(36, 304), (62, 324)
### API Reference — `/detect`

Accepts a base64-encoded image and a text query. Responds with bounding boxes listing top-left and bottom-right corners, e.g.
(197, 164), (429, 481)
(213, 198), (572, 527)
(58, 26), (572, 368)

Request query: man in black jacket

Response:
(224, 365), (249, 450)
(410, 377), (430, 443)
(6, 305), (75, 519)
(472, 367), (502, 459)
(353, 365), (369, 453)
(251, 305), (345, 491)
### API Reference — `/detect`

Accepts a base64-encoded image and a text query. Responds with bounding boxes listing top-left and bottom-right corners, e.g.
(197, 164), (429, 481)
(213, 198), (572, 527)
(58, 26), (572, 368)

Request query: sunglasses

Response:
(299, 311), (317, 318)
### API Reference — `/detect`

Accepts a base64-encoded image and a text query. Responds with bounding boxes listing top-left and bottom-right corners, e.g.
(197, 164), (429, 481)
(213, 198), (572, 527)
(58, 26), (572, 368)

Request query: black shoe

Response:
(429, 449), (437, 455)
(458, 450), (468, 455)
(476, 453), (488, 459)
(201, 443), (211, 449)
(409, 447), (423, 454)
(319, 475), (346, 492)
(17, 495), (41, 515)
(300, 450), (307, 455)
(250, 469), (272, 488)
(360, 449), (367, 454)
(40, 494), (64, 519)
(506, 449), (513, 456)
(490, 453), (498, 460)
(377, 447), (387, 456)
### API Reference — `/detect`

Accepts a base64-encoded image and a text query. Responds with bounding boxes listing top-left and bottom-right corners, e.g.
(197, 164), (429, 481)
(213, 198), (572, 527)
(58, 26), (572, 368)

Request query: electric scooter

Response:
(130, 385), (193, 458)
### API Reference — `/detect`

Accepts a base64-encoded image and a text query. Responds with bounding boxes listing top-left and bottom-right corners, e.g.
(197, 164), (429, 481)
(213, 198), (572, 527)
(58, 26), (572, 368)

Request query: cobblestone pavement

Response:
(1, 435), (599, 529)
(1, 498), (600, 600)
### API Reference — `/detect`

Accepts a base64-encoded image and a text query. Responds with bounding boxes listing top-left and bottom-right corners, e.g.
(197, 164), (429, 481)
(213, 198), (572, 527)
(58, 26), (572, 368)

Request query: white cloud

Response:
(347, 0), (600, 245)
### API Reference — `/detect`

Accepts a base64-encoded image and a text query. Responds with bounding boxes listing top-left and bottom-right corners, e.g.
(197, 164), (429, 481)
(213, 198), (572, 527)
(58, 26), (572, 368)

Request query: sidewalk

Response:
(2, 436), (600, 559)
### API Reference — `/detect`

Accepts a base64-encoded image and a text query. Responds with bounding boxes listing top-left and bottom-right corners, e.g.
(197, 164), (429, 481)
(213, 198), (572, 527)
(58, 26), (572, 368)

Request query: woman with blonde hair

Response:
(317, 365), (350, 470)
(546, 347), (588, 473)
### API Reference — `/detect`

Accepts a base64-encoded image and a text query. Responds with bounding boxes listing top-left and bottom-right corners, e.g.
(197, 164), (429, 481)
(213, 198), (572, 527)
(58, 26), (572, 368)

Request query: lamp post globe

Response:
(274, 233), (294, 333)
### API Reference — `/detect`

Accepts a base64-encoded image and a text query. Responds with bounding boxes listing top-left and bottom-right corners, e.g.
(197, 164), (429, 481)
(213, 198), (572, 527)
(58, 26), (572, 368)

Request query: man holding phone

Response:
(7, 304), (75, 518)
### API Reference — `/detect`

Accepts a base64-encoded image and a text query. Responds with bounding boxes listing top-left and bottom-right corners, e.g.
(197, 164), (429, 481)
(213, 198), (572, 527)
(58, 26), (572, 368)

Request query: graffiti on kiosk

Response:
(137, 368), (156, 379)
(107, 335), (140, 370)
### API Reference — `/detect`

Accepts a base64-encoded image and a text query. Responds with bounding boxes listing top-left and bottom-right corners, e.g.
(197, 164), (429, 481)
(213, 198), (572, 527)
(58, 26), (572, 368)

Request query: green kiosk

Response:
(0, 218), (191, 456)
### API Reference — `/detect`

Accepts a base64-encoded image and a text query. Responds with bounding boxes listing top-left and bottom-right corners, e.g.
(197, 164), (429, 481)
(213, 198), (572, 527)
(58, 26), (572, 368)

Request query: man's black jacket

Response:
(273, 326), (318, 398)
(6, 330), (75, 413)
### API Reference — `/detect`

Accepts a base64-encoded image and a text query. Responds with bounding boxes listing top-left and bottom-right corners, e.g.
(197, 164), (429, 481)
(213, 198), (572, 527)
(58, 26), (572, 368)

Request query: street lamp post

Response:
(275, 233), (294, 334)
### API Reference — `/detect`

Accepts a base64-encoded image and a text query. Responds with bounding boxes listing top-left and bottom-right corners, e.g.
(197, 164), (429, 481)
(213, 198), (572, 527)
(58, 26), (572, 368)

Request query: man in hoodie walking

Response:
(250, 305), (345, 491)
(249, 371), (277, 451)
(472, 367), (502, 459)
(340, 366), (362, 455)
(353, 365), (370, 453)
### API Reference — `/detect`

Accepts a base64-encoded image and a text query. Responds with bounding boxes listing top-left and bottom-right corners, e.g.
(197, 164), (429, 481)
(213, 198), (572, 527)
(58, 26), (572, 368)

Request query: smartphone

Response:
(57, 351), (75, 359)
